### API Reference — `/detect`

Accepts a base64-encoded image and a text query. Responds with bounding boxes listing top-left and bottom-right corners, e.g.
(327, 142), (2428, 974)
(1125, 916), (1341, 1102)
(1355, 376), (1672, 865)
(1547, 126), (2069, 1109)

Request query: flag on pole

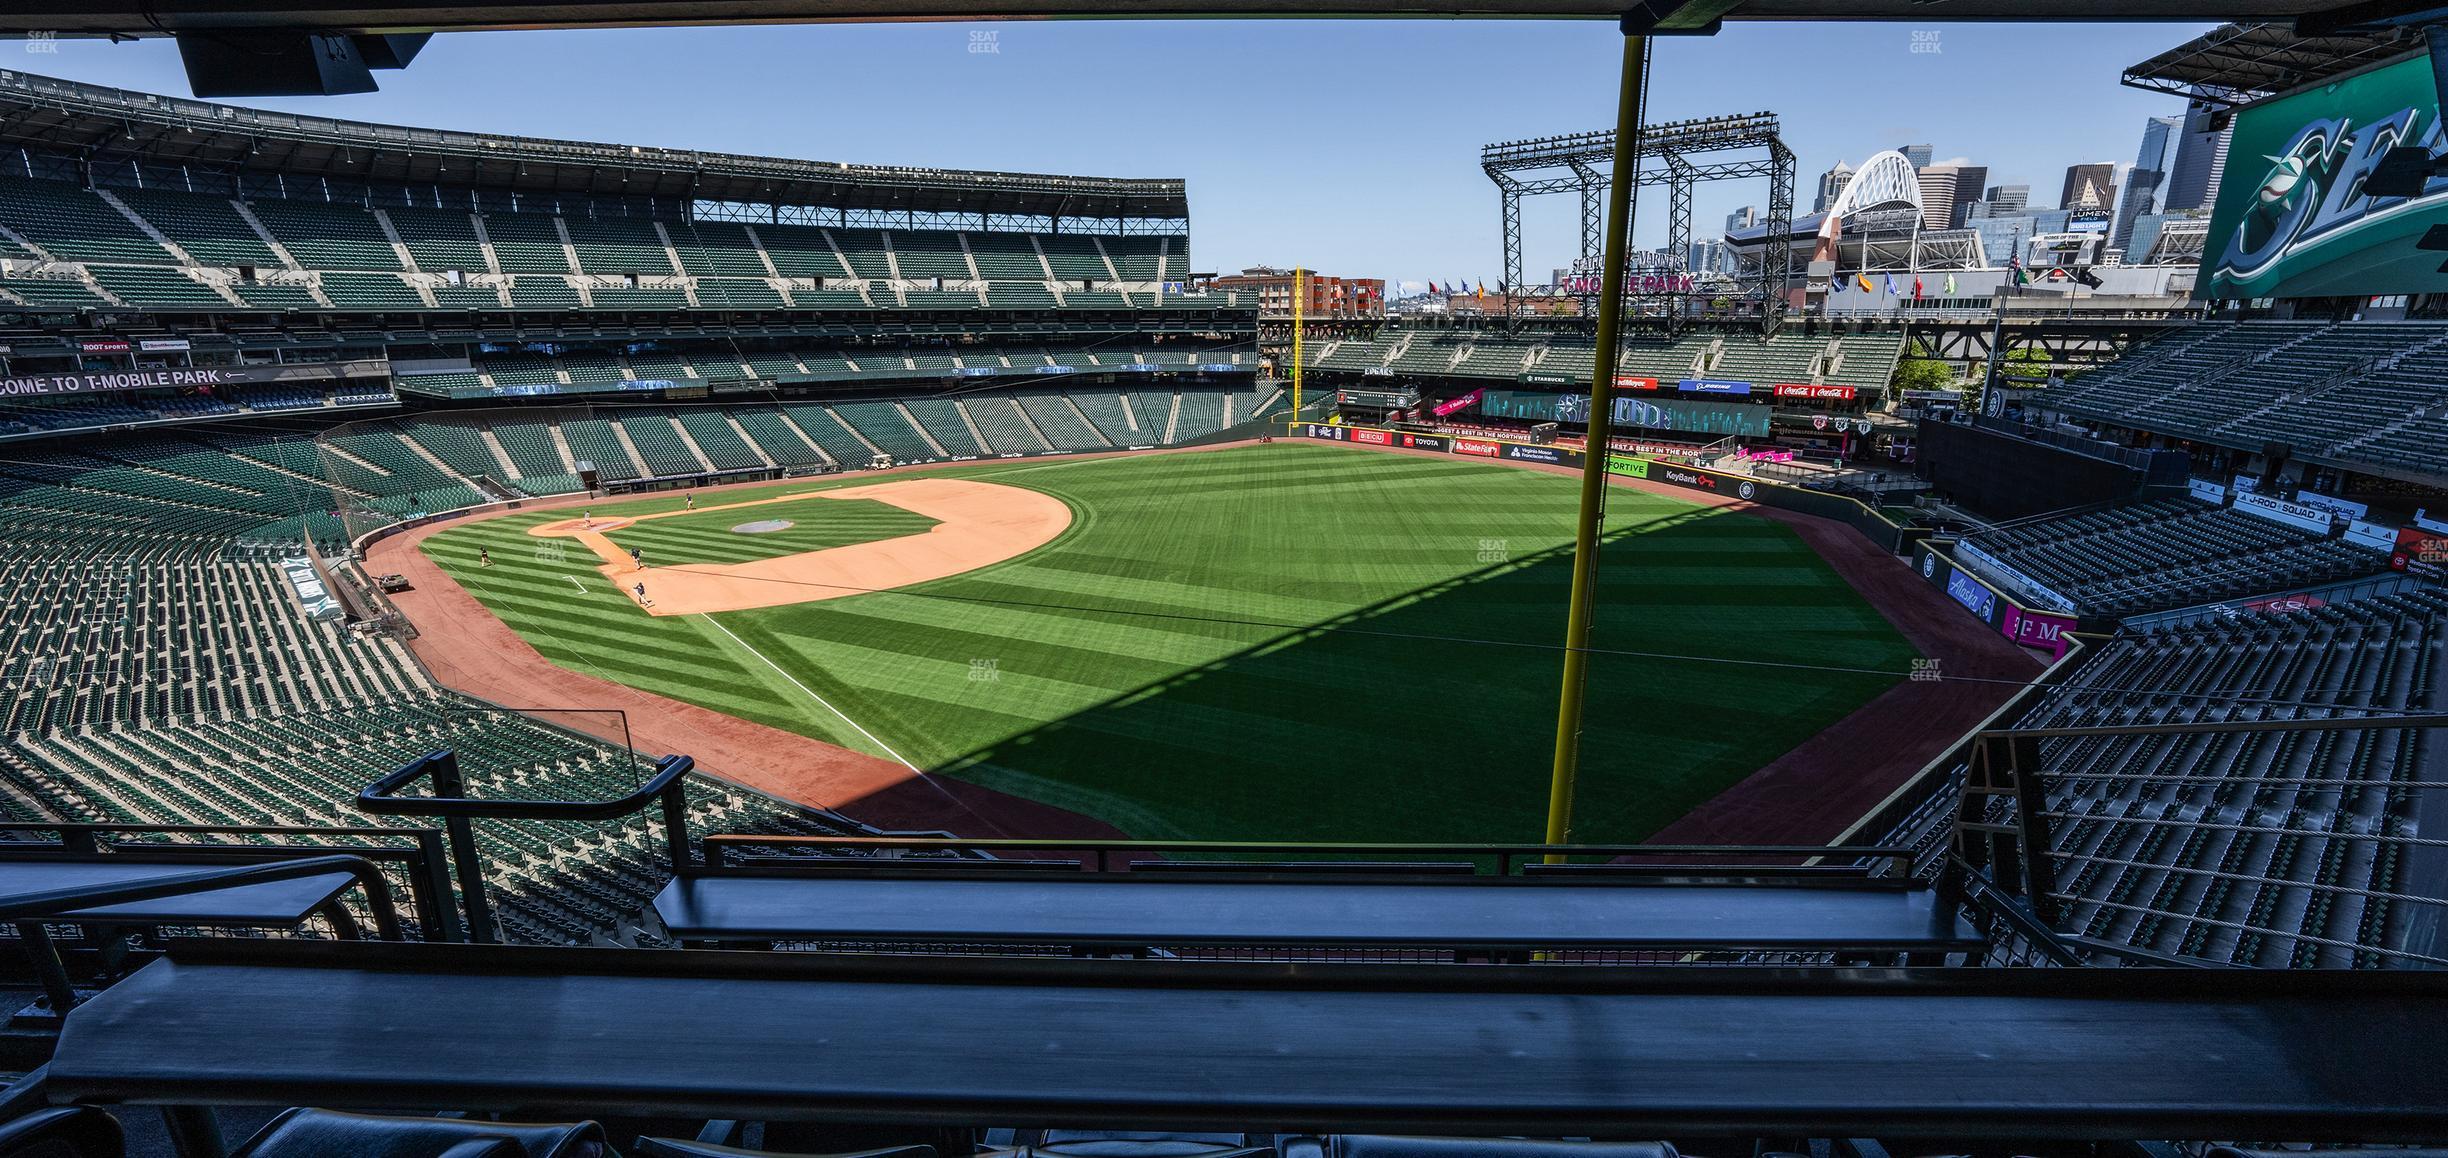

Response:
(1882, 273), (1897, 296)
(1855, 273), (1874, 293)
(1943, 273), (1957, 295)
(1912, 276), (1924, 299)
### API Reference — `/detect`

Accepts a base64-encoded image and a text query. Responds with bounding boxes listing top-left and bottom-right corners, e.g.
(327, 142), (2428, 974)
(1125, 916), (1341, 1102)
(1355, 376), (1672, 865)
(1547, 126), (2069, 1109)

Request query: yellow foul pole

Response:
(1290, 266), (1304, 423)
(1544, 31), (1650, 858)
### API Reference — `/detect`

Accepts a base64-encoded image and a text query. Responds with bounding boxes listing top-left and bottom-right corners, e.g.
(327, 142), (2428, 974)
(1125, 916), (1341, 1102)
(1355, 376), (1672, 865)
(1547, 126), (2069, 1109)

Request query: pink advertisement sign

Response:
(1432, 389), (1484, 418)
(2000, 605), (2076, 659)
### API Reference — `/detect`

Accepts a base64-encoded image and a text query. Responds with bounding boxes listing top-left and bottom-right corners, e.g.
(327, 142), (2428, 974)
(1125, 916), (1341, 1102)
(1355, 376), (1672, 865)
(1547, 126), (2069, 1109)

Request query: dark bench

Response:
(0, 854), (399, 1016)
(651, 874), (1981, 955)
(46, 941), (2448, 1140)
(0, 860), (364, 928)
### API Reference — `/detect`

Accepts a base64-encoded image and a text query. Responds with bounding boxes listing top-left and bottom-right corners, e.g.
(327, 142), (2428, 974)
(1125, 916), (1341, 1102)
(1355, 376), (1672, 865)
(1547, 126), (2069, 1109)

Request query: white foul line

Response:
(566, 575), (588, 593)
(697, 614), (920, 772)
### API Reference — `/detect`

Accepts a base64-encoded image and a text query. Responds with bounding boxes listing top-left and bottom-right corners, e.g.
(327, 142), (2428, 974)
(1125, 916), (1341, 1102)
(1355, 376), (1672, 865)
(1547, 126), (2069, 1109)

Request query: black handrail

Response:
(0, 821), (462, 942)
(0, 855), (404, 940)
(359, 751), (698, 943)
(359, 751), (695, 822)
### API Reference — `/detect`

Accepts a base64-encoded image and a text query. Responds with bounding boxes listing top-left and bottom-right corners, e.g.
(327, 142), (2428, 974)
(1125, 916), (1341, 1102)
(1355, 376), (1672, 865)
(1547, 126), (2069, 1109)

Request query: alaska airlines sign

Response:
(2203, 53), (2448, 300)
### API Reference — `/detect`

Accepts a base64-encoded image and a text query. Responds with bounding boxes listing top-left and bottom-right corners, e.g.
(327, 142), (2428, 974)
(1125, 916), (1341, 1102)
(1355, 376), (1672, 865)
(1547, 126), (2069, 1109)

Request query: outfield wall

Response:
(1908, 540), (2082, 660)
(1293, 421), (1926, 556)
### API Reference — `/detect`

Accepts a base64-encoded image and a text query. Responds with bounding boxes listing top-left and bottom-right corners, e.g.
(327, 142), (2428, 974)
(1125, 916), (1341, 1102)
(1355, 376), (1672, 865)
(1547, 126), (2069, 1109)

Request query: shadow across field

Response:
(845, 505), (1914, 845)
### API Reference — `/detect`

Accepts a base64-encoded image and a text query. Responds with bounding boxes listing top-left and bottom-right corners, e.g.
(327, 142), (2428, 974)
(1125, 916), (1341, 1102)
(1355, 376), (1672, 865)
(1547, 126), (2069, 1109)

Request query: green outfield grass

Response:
(604, 495), (939, 567)
(422, 442), (1918, 843)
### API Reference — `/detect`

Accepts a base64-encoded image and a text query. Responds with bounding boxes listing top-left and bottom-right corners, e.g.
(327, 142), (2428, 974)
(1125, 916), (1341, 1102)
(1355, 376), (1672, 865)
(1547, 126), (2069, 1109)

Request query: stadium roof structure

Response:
(2121, 21), (2426, 105)
(0, 68), (1188, 219)
(0, 0), (2387, 36)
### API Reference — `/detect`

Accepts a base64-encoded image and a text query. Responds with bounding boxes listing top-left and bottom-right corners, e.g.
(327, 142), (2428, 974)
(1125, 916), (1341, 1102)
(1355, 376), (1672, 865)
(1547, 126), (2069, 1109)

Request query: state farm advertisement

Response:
(1452, 438), (1503, 458)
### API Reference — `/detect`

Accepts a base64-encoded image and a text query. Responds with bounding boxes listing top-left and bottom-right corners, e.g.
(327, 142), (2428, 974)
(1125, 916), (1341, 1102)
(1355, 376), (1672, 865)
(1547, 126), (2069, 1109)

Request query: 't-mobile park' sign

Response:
(0, 360), (387, 399)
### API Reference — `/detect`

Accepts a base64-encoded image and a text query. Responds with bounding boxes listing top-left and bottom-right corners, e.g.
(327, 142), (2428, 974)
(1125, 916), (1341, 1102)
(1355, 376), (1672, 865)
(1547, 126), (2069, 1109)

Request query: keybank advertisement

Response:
(2202, 53), (2448, 299)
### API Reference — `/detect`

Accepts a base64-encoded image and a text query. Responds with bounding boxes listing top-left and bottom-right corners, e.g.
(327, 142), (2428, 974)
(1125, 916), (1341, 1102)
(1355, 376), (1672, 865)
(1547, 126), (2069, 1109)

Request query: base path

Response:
(530, 477), (1071, 617)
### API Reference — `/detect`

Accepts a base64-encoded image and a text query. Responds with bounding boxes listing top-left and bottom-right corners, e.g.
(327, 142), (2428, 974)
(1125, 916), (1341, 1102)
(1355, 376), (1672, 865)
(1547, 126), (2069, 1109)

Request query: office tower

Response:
(1816, 160), (1855, 213)
(2062, 163), (2118, 214)
(1917, 163), (1984, 230)
(2113, 115), (2183, 249)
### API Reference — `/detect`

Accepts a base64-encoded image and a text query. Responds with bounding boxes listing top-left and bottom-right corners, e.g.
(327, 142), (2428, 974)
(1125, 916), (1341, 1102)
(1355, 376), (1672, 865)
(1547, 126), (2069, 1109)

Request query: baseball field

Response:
(418, 440), (1920, 843)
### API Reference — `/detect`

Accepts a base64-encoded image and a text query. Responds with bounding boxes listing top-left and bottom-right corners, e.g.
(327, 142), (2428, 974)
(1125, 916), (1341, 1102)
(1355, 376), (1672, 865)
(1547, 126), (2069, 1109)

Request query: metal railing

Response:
(0, 820), (458, 941)
(358, 750), (697, 944)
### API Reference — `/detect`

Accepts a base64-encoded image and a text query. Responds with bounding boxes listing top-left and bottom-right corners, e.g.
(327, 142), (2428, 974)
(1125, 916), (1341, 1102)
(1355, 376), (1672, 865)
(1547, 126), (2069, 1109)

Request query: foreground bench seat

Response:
(651, 875), (1981, 954)
(48, 941), (2448, 1139)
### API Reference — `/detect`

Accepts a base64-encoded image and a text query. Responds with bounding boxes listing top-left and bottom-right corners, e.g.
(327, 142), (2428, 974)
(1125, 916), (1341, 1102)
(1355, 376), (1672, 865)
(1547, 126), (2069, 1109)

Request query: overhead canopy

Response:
(0, 70), (1188, 219)
(0, 0), (2368, 37)
(2122, 21), (2424, 104)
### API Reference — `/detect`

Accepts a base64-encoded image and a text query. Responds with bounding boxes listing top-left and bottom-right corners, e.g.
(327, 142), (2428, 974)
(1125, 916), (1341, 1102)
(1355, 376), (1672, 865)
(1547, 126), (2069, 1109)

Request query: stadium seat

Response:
(230, 1109), (608, 1158)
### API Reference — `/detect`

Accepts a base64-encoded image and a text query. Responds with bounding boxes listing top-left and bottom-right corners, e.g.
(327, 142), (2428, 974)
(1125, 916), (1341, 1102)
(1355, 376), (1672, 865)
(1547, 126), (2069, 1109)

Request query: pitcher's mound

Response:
(733, 519), (795, 534)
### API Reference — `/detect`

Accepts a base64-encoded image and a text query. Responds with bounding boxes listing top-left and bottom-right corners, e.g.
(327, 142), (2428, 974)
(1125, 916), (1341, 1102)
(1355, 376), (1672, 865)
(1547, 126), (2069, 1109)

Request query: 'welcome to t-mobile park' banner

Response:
(0, 359), (388, 400)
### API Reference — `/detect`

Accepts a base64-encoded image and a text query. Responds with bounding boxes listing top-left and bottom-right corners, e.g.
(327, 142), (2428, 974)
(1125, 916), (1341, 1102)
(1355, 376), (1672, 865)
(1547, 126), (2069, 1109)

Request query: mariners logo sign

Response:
(2203, 53), (2448, 300)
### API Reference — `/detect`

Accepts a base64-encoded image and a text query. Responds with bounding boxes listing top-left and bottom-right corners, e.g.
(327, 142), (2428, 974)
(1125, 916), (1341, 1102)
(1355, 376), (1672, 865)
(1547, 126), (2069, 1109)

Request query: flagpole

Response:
(1543, 28), (1649, 860)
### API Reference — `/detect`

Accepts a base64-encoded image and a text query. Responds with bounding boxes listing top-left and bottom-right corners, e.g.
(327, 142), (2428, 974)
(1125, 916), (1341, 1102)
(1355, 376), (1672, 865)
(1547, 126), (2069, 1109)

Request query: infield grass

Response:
(422, 442), (1918, 843)
(603, 496), (939, 567)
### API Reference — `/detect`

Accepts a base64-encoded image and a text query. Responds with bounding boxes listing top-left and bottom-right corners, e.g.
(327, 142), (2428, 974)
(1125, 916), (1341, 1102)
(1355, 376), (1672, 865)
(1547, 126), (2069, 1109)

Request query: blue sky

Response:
(21, 20), (2211, 287)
